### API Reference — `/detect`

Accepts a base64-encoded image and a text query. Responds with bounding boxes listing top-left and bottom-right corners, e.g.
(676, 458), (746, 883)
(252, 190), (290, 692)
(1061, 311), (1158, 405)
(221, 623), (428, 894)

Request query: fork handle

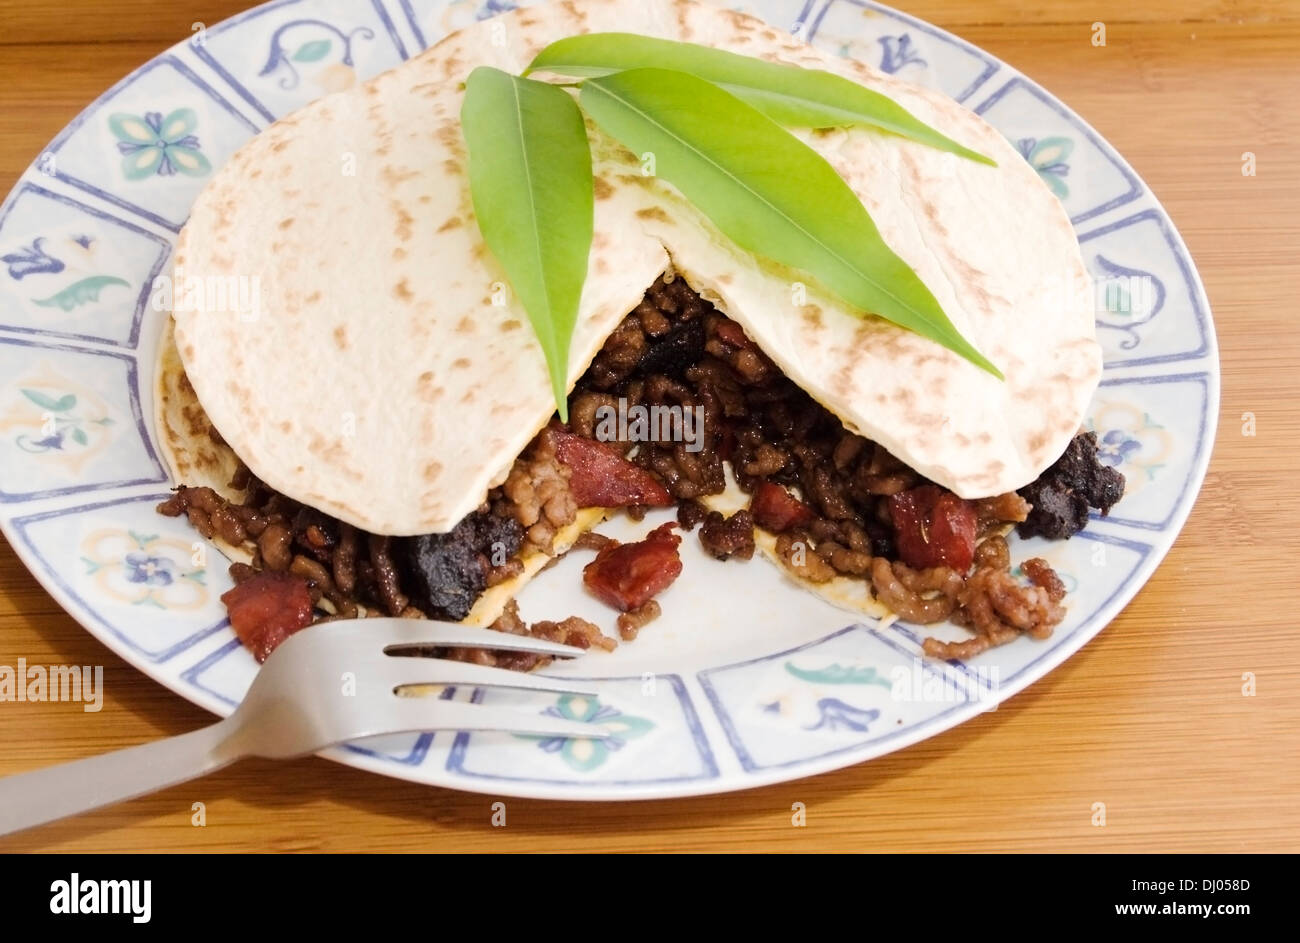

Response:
(0, 719), (240, 837)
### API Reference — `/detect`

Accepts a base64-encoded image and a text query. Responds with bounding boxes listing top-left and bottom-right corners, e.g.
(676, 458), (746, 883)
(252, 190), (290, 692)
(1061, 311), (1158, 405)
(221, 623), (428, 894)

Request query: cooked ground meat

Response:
(160, 432), (559, 629)
(572, 530), (617, 553)
(441, 600), (613, 672)
(166, 273), (1114, 667)
(698, 509), (756, 560)
(494, 427), (578, 550)
(1017, 431), (1125, 540)
(927, 558), (1068, 659)
(617, 600), (662, 641)
(571, 273), (1093, 659)
(676, 499), (709, 531)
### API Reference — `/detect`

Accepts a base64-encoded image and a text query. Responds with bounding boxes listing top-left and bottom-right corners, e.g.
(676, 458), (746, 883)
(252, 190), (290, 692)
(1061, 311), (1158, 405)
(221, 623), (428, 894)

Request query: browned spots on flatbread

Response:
(272, 139), (290, 153)
(271, 241), (285, 254)
(460, 388), (476, 404)
(393, 247), (407, 261)
(305, 290), (321, 304)
(416, 370), (437, 400)
(382, 165), (420, 187)
(419, 194), (432, 205)
(437, 215), (462, 232)
(392, 201), (415, 241)
(500, 319), (522, 332)
(436, 121), (463, 152)
(423, 460), (443, 482)
(249, 168), (262, 179)
(278, 217), (295, 230)
(1027, 430), (1050, 455)
(333, 325), (348, 350)
(179, 403), (206, 435)
(559, 0), (588, 22)
(279, 421), (292, 434)
(456, 315), (475, 334)
(452, 357), (471, 369)
(800, 304), (823, 329)
(440, 53), (464, 78)
(636, 206), (671, 223)
(442, 158), (461, 175)
(592, 232), (610, 250)
(393, 278), (413, 301)
(918, 197), (950, 240)
(491, 402), (514, 416)
(593, 176), (614, 200)
(976, 432), (993, 445)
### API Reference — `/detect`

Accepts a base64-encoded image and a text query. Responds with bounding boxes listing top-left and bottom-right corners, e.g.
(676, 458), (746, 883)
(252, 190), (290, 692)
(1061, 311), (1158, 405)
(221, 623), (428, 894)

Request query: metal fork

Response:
(0, 618), (608, 836)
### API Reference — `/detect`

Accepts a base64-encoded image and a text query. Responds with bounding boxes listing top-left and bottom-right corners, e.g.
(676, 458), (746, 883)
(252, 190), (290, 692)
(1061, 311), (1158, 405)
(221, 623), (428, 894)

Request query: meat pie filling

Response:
(161, 274), (1124, 667)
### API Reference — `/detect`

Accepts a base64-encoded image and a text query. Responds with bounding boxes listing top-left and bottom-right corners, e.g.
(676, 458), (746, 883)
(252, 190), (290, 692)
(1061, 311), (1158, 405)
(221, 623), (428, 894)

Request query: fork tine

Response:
(380, 658), (599, 696)
(366, 617), (594, 657)
(380, 698), (612, 739)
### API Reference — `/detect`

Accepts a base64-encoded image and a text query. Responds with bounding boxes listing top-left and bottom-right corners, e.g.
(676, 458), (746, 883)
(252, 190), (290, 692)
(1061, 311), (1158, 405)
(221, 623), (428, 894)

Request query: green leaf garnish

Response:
(579, 68), (1001, 377)
(460, 66), (595, 420)
(527, 33), (994, 166)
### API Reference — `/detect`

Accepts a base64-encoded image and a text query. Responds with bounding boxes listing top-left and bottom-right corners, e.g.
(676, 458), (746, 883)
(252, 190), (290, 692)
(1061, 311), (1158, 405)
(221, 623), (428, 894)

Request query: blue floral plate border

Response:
(0, 0), (1218, 800)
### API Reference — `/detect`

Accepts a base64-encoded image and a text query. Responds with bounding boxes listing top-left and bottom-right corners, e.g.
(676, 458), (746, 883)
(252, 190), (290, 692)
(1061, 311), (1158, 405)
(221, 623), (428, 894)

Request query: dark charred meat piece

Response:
(583, 522), (683, 611)
(632, 316), (706, 380)
(750, 481), (814, 533)
(1017, 432), (1126, 540)
(464, 507), (526, 561)
(396, 510), (523, 621)
(699, 509), (756, 560)
(888, 485), (978, 573)
(220, 570), (314, 663)
(550, 427), (674, 509)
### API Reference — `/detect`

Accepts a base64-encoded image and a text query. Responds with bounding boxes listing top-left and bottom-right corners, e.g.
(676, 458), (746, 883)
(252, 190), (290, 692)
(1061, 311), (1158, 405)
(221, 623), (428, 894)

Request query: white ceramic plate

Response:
(0, 0), (1217, 799)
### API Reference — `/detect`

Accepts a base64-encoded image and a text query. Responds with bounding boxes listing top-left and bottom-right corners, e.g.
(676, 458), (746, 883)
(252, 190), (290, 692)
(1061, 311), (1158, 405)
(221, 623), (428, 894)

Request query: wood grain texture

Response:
(0, 0), (1297, 853)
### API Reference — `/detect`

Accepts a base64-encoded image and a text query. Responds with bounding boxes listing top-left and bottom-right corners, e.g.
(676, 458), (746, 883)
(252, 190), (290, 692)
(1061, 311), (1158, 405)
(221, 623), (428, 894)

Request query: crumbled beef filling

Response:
(698, 509), (756, 561)
(164, 273), (1121, 666)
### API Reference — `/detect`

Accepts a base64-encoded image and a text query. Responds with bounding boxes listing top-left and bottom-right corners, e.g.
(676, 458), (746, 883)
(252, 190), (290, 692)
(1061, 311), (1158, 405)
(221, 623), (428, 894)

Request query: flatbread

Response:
(170, 0), (1099, 537)
(154, 319), (604, 627)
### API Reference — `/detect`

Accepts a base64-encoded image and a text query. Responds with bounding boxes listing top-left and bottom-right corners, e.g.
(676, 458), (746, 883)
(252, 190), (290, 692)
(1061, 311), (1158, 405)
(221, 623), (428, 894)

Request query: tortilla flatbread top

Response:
(169, 0), (1099, 536)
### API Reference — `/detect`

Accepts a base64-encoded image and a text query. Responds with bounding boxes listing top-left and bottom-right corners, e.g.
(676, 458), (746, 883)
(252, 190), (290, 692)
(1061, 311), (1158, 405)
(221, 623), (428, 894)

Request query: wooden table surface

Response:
(0, 0), (1296, 853)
